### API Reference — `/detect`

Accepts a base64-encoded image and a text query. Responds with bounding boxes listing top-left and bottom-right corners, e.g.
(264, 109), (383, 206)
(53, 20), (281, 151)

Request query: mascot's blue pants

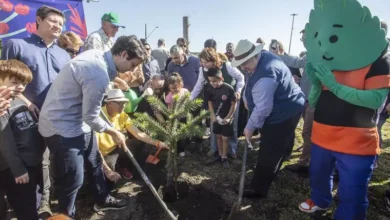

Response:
(310, 144), (376, 220)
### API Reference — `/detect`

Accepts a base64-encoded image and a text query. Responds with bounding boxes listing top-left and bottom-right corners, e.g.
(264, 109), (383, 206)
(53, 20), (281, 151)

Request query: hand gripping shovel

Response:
(99, 111), (177, 220)
(146, 146), (163, 165)
(227, 138), (252, 220)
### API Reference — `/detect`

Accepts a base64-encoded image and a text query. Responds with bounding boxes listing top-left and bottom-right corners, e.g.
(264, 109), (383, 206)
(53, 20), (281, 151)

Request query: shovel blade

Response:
(152, 158), (160, 164)
(146, 155), (160, 165)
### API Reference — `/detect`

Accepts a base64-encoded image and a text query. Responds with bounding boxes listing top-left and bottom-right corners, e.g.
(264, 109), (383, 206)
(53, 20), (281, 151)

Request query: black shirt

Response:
(165, 58), (172, 72)
(137, 90), (166, 119)
(206, 83), (236, 118)
(0, 98), (42, 177)
(289, 66), (302, 78)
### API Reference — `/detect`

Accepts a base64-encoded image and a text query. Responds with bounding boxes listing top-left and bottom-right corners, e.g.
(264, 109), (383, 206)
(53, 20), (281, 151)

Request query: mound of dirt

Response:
(134, 181), (230, 220)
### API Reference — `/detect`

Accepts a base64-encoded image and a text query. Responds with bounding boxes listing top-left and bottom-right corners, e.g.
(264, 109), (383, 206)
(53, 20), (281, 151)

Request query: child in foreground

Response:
(0, 59), (43, 220)
(206, 67), (237, 168)
(0, 86), (12, 116)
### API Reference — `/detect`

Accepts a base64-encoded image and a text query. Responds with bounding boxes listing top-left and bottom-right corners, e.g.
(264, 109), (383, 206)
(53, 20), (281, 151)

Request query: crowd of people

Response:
(0, 2), (389, 220)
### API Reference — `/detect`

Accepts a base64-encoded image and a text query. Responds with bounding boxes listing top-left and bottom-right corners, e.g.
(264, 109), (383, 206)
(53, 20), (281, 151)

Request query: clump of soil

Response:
(170, 184), (230, 220)
(177, 180), (190, 198)
(135, 181), (230, 220)
(163, 179), (190, 203)
(162, 185), (177, 203)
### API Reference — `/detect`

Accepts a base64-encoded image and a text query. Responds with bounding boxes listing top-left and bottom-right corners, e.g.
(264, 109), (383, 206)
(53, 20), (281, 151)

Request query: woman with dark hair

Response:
(190, 47), (244, 159)
(204, 39), (229, 62)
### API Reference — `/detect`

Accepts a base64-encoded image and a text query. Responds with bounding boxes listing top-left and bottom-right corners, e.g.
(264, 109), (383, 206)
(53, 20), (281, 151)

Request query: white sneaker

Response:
(205, 128), (211, 136)
(179, 152), (185, 157)
(299, 199), (326, 213)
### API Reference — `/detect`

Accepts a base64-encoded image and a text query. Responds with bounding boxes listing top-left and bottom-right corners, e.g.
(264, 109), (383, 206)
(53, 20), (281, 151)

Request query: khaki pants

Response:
(299, 105), (315, 166)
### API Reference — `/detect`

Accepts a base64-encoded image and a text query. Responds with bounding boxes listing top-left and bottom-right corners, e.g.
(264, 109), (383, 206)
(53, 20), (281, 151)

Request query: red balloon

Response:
(0, 22), (9, 35)
(25, 22), (37, 34)
(0, 0), (14, 12)
(15, 4), (30, 15)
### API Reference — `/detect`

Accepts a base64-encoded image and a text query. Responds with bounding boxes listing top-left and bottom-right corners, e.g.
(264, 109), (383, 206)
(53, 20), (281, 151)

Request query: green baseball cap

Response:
(101, 12), (125, 28)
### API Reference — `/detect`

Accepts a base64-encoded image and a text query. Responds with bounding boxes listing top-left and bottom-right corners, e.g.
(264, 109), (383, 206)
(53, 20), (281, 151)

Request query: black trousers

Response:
(177, 108), (203, 153)
(0, 167), (42, 220)
(104, 139), (145, 172)
(250, 112), (301, 195)
(104, 139), (146, 189)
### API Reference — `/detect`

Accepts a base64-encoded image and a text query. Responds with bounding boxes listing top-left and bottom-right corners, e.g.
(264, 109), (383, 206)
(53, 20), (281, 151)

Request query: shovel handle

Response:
(154, 146), (163, 157)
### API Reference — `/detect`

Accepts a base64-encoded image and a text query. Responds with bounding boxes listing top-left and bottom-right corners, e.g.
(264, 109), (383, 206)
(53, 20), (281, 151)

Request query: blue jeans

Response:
(210, 102), (240, 154)
(45, 132), (108, 217)
(310, 144), (376, 220)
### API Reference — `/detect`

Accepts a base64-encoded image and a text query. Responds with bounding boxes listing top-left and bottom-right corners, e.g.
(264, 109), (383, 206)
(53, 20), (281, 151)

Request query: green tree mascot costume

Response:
(298, 0), (390, 219)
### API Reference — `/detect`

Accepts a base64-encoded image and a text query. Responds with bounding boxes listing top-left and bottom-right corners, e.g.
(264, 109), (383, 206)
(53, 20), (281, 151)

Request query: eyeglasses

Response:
(113, 101), (126, 106)
(66, 48), (80, 56)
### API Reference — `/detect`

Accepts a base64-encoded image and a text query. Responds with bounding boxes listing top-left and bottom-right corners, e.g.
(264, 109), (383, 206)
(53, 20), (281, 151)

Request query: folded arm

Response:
(315, 65), (389, 109)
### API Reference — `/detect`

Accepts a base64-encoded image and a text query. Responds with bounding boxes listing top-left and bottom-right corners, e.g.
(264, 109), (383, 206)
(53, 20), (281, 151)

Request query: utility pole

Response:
(144, 23), (147, 42)
(288, 13), (298, 54)
(183, 16), (190, 49)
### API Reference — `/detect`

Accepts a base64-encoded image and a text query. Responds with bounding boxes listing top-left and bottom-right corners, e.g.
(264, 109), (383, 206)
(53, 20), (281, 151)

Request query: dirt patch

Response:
(133, 181), (230, 220)
(131, 144), (232, 220)
(6, 126), (390, 220)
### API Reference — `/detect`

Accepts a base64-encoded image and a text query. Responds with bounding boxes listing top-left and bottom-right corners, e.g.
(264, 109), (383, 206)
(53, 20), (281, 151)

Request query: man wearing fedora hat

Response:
(232, 39), (305, 198)
(85, 12), (125, 52)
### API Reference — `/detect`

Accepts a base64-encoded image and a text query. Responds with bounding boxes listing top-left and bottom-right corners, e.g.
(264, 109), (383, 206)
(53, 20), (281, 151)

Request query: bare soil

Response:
(5, 121), (390, 220)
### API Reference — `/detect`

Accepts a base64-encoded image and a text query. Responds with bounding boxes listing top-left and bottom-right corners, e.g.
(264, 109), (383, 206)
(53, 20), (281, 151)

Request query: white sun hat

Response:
(231, 39), (264, 67)
(104, 89), (129, 103)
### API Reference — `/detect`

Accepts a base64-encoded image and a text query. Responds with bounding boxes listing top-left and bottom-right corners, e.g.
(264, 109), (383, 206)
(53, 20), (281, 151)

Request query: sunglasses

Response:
(110, 24), (119, 30)
(66, 48), (80, 56)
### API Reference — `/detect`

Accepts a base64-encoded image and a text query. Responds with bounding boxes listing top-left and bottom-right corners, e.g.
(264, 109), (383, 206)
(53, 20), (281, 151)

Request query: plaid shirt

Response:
(84, 28), (114, 52)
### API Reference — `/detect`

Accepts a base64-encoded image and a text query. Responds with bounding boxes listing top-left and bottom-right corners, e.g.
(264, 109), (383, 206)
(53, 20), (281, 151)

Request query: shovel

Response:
(227, 138), (252, 220)
(146, 146), (163, 165)
(99, 111), (177, 220)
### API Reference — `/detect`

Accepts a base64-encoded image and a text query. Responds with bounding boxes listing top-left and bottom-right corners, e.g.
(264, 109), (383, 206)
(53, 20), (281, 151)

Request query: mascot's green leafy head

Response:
(304, 0), (388, 71)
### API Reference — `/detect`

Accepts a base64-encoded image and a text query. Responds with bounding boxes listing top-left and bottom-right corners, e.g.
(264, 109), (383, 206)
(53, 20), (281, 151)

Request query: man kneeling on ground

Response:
(97, 89), (168, 183)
